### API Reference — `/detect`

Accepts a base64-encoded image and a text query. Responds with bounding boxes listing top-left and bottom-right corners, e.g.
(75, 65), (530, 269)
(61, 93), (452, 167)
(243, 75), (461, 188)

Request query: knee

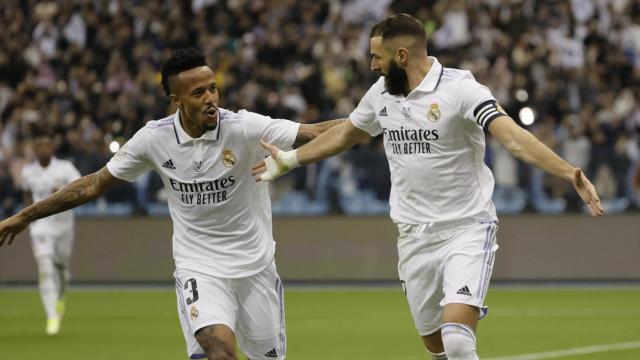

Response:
(205, 350), (237, 360)
(195, 327), (237, 360)
(441, 323), (477, 360)
(199, 338), (236, 360)
(36, 258), (55, 277)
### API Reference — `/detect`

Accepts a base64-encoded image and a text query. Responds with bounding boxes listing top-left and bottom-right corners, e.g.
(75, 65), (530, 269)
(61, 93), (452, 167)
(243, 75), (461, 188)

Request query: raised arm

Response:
(488, 116), (604, 217)
(252, 120), (371, 181)
(0, 167), (126, 246)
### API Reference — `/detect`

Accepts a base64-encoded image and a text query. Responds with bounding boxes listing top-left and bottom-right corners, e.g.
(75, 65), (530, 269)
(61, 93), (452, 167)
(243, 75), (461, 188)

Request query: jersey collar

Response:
(413, 56), (443, 93)
(171, 109), (221, 145)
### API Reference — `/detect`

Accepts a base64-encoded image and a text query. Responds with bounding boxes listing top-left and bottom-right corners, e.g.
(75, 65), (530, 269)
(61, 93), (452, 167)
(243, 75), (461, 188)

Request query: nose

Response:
(204, 89), (216, 105)
(371, 58), (380, 72)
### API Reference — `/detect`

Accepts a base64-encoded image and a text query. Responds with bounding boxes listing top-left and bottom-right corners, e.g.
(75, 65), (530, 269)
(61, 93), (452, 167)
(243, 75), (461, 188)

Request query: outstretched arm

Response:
(252, 120), (371, 181)
(293, 119), (346, 148)
(489, 116), (604, 217)
(0, 166), (126, 246)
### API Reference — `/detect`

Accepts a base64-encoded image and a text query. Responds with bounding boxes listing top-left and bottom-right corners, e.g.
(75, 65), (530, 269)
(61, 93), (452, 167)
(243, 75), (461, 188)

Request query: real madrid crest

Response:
(194, 160), (203, 173)
(428, 103), (441, 122)
(190, 306), (199, 321)
(401, 106), (411, 119)
(223, 149), (236, 168)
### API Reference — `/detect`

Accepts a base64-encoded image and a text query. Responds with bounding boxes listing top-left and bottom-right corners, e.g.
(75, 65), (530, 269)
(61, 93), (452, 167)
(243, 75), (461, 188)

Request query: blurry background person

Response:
(20, 130), (81, 335)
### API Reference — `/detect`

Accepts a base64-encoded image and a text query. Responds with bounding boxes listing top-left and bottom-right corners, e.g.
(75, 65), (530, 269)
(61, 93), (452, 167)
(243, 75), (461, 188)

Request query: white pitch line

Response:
(484, 340), (640, 360)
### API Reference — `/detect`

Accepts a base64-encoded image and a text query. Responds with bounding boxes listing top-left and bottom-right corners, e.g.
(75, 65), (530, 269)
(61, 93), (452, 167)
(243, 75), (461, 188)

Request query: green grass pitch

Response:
(1, 286), (639, 359)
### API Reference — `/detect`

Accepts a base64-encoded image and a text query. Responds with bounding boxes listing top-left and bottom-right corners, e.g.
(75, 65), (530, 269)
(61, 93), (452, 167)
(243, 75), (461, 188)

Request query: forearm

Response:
(19, 171), (106, 222)
(296, 121), (363, 165)
(508, 130), (575, 181)
(293, 119), (346, 147)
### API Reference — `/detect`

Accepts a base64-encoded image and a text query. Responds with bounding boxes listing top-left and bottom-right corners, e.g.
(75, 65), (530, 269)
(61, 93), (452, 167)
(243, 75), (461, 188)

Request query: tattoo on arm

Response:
(21, 167), (120, 222)
(293, 118), (347, 147)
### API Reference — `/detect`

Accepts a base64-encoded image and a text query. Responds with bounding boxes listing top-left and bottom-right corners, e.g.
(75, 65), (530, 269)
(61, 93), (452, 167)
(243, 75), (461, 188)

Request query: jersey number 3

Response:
(185, 278), (199, 305)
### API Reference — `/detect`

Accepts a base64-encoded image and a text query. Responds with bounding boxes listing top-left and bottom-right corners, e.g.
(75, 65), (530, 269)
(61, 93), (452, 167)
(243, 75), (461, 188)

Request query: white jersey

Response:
(107, 108), (299, 278)
(350, 57), (504, 224)
(21, 158), (81, 236)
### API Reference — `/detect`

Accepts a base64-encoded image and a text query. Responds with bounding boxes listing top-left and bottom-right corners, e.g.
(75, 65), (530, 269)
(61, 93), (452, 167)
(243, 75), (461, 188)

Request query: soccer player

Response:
(20, 131), (81, 335)
(0, 48), (342, 360)
(252, 14), (604, 360)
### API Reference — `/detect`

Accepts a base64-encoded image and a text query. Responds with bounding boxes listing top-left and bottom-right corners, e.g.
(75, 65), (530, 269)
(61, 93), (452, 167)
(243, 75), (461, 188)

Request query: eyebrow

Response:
(190, 82), (216, 94)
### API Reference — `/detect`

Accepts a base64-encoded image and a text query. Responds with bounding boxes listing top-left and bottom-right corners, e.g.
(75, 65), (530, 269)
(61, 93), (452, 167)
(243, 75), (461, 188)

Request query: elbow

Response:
(81, 173), (105, 202)
(505, 141), (525, 159)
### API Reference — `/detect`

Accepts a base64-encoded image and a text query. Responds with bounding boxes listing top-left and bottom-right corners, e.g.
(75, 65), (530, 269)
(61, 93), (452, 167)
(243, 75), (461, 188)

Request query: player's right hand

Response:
(0, 213), (29, 247)
(252, 140), (300, 182)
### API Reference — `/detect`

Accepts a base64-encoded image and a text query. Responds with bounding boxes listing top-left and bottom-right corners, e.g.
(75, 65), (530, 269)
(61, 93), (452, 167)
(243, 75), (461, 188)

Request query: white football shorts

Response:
(30, 228), (74, 266)
(397, 219), (499, 336)
(174, 261), (286, 359)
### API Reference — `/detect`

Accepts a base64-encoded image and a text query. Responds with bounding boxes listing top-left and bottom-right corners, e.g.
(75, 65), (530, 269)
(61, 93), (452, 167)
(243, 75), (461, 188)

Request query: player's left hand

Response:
(572, 168), (604, 218)
(0, 213), (30, 247)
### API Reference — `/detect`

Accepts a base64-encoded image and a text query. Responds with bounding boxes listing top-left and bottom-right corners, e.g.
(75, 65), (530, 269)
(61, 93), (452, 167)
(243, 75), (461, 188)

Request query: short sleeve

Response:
(457, 71), (508, 130)
(106, 127), (153, 182)
(349, 82), (383, 136)
(240, 110), (300, 150)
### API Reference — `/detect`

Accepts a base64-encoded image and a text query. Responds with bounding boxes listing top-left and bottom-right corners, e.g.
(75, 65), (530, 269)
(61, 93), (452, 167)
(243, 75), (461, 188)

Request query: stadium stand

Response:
(0, 0), (639, 216)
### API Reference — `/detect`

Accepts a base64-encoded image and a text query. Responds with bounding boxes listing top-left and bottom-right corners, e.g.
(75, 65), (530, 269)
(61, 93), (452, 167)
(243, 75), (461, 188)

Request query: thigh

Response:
(397, 224), (446, 336)
(174, 269), (237, 359)
(235, 262), (286, 360)
(441, 221), (498, 318)
(31, 233), (55, 261)
(53, 230), (74, 266)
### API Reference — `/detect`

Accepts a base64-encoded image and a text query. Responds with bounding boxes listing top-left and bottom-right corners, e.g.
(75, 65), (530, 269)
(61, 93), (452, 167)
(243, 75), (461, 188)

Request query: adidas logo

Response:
(161, 159), (176, 170)
(264, 348), (278, 358)
(456, 286), (472, 296)
(378, 106), (388, 117)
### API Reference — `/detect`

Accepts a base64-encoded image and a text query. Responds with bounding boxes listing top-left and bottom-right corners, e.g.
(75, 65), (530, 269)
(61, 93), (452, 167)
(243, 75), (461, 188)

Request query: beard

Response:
(384, 60), (409, 96)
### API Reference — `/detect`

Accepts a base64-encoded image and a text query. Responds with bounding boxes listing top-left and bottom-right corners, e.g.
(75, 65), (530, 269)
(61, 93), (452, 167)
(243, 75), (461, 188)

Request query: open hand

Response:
(572, 168), (604, 217)
(0, 213), (30, 247)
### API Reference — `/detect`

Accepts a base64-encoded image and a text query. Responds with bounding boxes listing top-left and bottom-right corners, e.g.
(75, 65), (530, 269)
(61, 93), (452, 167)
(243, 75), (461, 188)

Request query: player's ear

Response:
(396, 48), (409, 67)
(169, 94), (182, 109)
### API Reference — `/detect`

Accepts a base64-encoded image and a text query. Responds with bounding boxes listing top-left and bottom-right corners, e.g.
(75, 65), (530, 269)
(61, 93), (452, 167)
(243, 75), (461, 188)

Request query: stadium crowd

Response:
(1, 0), (639, 216)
